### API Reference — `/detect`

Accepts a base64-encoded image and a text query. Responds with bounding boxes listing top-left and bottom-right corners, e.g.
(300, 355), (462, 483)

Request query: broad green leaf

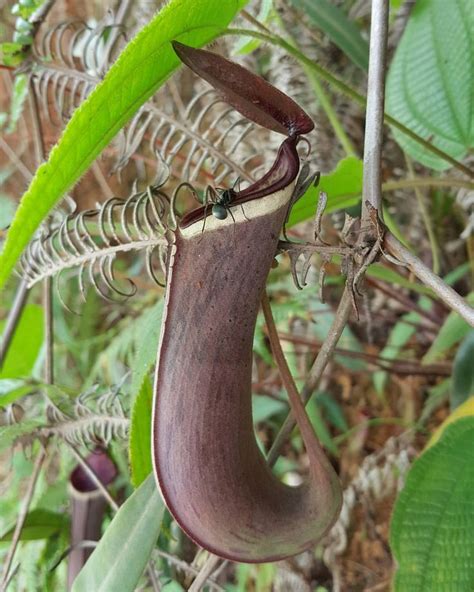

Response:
(428, 396), (474, 448)
(131, 300), (163, 393)
(288, 156), (362, 227)
(0, 303), (43, 378)
(423, 293), (474, 363)
(72, 473), (164, 592)
(0, 0), (246, 290)
(386, 0), (474, 170)
(252, 394), (286, 424)
(0, 509), (68, 543)
(451, 331), (474, 410)
(390, 417), (474, 591)
(289, 0), (369, 70)
(129, 375), (153, 488)
(0, 420), (42, 452)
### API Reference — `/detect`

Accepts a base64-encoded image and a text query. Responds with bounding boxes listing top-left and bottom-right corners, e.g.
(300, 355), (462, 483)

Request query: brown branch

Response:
(276, 332), (452, 377)
(384, 232), (474, 327)
(266, 290), (353, 466)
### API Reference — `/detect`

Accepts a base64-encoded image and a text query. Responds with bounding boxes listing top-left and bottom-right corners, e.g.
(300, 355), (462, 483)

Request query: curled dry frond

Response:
(42, 384), (129, 447)
(3, 385), (130, 450)
(31, 15), (269, 187)
(18, 177), (180, 302)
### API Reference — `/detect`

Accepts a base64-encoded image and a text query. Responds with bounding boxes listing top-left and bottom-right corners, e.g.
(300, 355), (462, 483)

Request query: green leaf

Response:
(0, 0), (245, 290)
(0, 303), (43, 378)
(423, 293), (474, 363)
(390, 417), (474, 591)
(0, 420), (42, 452)
(308, 298), (365, 371)
(252, 394), (286, 424)
(131, 300), (163, 393)
(386, 0), (474, 170)
(306, 398), (338, 456)
(366, 264), (433, 296)
(316, 391), (348, 432)
(233, 0), (273, 55)
(289, 0), (369, 70)
(72, 473), (164, 592)
(0, 379), (38, 407)
(129, 375), (153, 488)
(87, 300), (163, 386)
(288, 156), (362, 227)
(373, 311), (418, 396)
(373, 296), (431, 396)
(451, 331), (474, 410)
(0, 509), (68, 543)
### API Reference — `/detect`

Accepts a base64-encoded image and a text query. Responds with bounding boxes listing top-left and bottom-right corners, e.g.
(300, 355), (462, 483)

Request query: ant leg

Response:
(240, 203), (250, 222)
(201, 186), (213, 235)
(233, 177), (241, 192)
(228, 207), (237, 242)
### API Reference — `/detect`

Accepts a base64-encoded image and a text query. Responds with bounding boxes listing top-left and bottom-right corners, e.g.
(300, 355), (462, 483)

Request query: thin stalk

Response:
(405, 156), (440, 274)
(0, 280), (29, 367)
(277, 333), (450, 376)
(267, 290), (353, 465)
(67, 444), (120, 512)
(43, 277), (54, 383)
(382, 177), (474, 192)
(301, 63), (358, 157)
(0, 449), (47, 590)
(188, 555), (222, 592)
(223, 28), (474, 178)
(333, 417), (410, 445)
(29, 80), (55, 384)
(155, 551), (224, 592)
(243, 9), (357, 157)
(405, 155), (441, 275)
(0, 136), (33, 181)
(384, 231), (474, 326)
(362, 0), (389, 215)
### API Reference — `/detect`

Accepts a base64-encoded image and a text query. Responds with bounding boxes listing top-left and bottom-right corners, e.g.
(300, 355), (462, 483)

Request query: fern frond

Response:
(18, 178), (178, 298)
(40, 415), (129, 447)
(31, 16), (270, 187)
(42, 384), (130, 447)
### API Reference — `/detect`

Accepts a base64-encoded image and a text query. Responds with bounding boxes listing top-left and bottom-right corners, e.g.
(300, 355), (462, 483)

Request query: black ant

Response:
(201, 178), (248, 232)
(206, 185), (238, 222)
